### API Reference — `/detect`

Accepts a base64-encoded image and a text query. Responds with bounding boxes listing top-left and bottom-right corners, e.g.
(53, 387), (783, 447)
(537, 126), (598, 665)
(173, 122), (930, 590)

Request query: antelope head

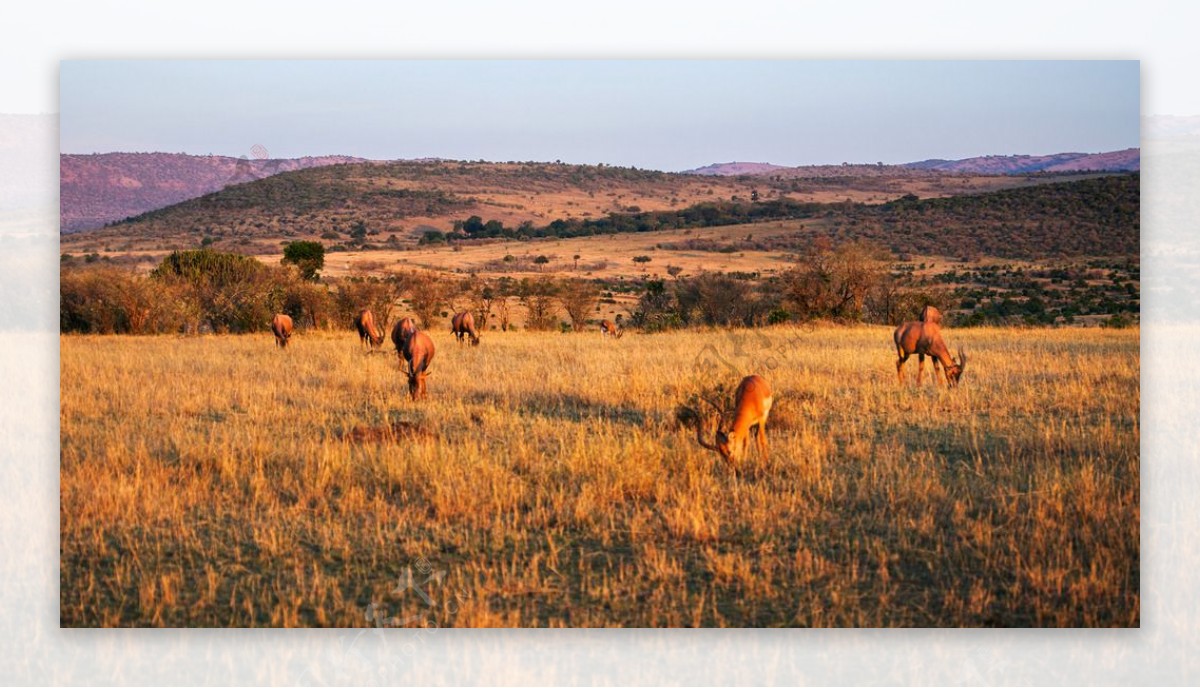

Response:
(408, 368), (432, 400)
(679, 393), (740, 463)
(945, 347), (968, 387)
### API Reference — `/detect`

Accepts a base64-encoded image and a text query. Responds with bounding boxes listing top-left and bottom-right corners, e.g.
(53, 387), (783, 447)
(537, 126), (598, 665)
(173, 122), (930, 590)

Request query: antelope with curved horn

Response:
(681, 375), (773, 466)
(355, 309), (385, 351)
(451, 311), (481, 346)
(600, 319), (624, 339)
(893, 318), (967, 387)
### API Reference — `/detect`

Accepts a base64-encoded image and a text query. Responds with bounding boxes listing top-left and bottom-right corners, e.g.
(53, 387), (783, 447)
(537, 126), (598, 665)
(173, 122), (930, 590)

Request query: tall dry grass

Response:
(60, 325), (1138, 627)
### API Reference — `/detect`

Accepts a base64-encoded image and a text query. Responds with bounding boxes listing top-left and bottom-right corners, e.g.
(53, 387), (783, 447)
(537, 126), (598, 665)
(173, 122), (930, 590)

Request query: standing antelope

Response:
(600, 319), (624, 339)
(392, 317), (434, 400)
(355, 309), (385, 351)
(893, 319), (967, 387)
(271, 313), (294, 348)
(451, 311), (480, 346)
(683, 375), (773, 466)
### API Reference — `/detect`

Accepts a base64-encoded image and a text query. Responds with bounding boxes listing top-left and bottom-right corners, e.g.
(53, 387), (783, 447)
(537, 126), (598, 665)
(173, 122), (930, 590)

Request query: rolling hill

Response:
(686, 148), (1140, 177)
(60, 149), (1138, 276)
(905, 148), (1140, 174)
(60, 152), (367, 232)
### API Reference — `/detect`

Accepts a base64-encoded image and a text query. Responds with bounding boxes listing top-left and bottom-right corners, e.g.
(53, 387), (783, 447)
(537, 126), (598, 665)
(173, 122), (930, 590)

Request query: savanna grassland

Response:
(60, 325), (1139, 627)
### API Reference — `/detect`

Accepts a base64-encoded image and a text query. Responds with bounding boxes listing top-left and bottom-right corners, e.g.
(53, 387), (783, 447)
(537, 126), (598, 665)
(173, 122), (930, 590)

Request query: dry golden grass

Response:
(60, 325), (1139, 627)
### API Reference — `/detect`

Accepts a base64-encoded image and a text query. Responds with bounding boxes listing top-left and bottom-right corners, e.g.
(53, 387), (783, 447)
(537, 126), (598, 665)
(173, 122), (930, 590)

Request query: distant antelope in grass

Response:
(600, 319), (624, 339)
(392, 317), (434, 400)
(271, 313), (293, 348)
(451, 311), (480, 346)
(893, 318), (967, 387)
(354, 309), (385, 351)
(679, 374), (773, 466)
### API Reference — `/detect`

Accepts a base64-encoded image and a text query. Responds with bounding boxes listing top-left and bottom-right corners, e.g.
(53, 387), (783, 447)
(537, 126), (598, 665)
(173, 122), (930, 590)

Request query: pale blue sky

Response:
(60, 60), (1140, 172)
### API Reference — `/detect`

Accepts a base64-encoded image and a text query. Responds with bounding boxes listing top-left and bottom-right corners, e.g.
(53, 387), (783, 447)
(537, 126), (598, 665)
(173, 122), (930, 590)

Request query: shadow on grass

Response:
(467, 391), (648, 426)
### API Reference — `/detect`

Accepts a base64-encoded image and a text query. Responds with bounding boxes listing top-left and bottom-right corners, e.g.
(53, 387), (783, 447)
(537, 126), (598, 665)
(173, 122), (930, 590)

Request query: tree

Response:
(152, 249), (282, 333)
(781, 239), (890, 322)
(461, 216), (485, 236)
(458, 274), (499, 331)
(403, 272), (455, 329)
(491, 277), (516, 331)
(334, 272), (402, 331)
(674, 272), (765, 327)
(558, 279), (599, 331)
(573, 254), (581, 271)
(518, 277), (559, 330)
(282, 241), (325, 281)
(630, 279), (676, 331)
(632, 255), (652, 265)
(534, 255), (550, 271)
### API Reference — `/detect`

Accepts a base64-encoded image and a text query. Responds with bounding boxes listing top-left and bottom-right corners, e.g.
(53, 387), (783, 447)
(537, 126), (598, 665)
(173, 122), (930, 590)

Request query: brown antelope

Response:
(451, 311), (480, 346)
(391, 317), (417, 355)
(391, 317), (434, 399)
(683, 375), (773, 466)
(355, 309), (385, 351)
(401, 330), (435, 400)
(271, 313), (294, 348)
(893, 319), (967, 386)
(599, 319), (624, 339)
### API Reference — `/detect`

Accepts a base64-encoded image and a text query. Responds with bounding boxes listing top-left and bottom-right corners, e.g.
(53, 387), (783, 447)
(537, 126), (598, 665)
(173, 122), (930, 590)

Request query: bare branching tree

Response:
(518, 277), (560, 331)
(557, 279), (599, 331)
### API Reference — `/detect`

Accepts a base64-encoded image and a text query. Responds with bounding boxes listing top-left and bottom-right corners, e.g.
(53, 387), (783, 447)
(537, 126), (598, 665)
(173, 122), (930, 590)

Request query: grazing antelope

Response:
(401, 330), (435, 400)
(451, 311), (480, 346)
(355, 309), (385, 351)
(893, 319), (967, 386)
(600, 319), (624, 339)
(391, 317), (434, 399)
(683, 374), (773, 466)
(271, 313), (294, 348)
(919, 305), (943, 324)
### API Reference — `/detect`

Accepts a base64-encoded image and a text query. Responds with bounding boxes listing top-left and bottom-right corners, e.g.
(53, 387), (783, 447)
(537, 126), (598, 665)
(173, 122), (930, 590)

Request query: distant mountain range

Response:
(60, 152), (366, 232)
(685, 148), (1140, 177)
(60, 148), (1140, 234)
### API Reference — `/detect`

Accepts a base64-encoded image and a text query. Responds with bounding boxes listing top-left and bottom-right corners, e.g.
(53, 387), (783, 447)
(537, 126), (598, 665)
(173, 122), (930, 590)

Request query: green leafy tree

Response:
(282, 241), (325, 281)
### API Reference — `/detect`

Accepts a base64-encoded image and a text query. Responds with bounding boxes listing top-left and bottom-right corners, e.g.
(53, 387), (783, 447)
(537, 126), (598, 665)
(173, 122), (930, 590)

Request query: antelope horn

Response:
(700, 394), (727, 421)
(691, 413), (720, 453)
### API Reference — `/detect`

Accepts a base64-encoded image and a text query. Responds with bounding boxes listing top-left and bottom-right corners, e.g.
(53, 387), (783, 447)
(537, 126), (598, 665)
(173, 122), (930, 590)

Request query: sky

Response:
(59, 60), (1140, 172)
